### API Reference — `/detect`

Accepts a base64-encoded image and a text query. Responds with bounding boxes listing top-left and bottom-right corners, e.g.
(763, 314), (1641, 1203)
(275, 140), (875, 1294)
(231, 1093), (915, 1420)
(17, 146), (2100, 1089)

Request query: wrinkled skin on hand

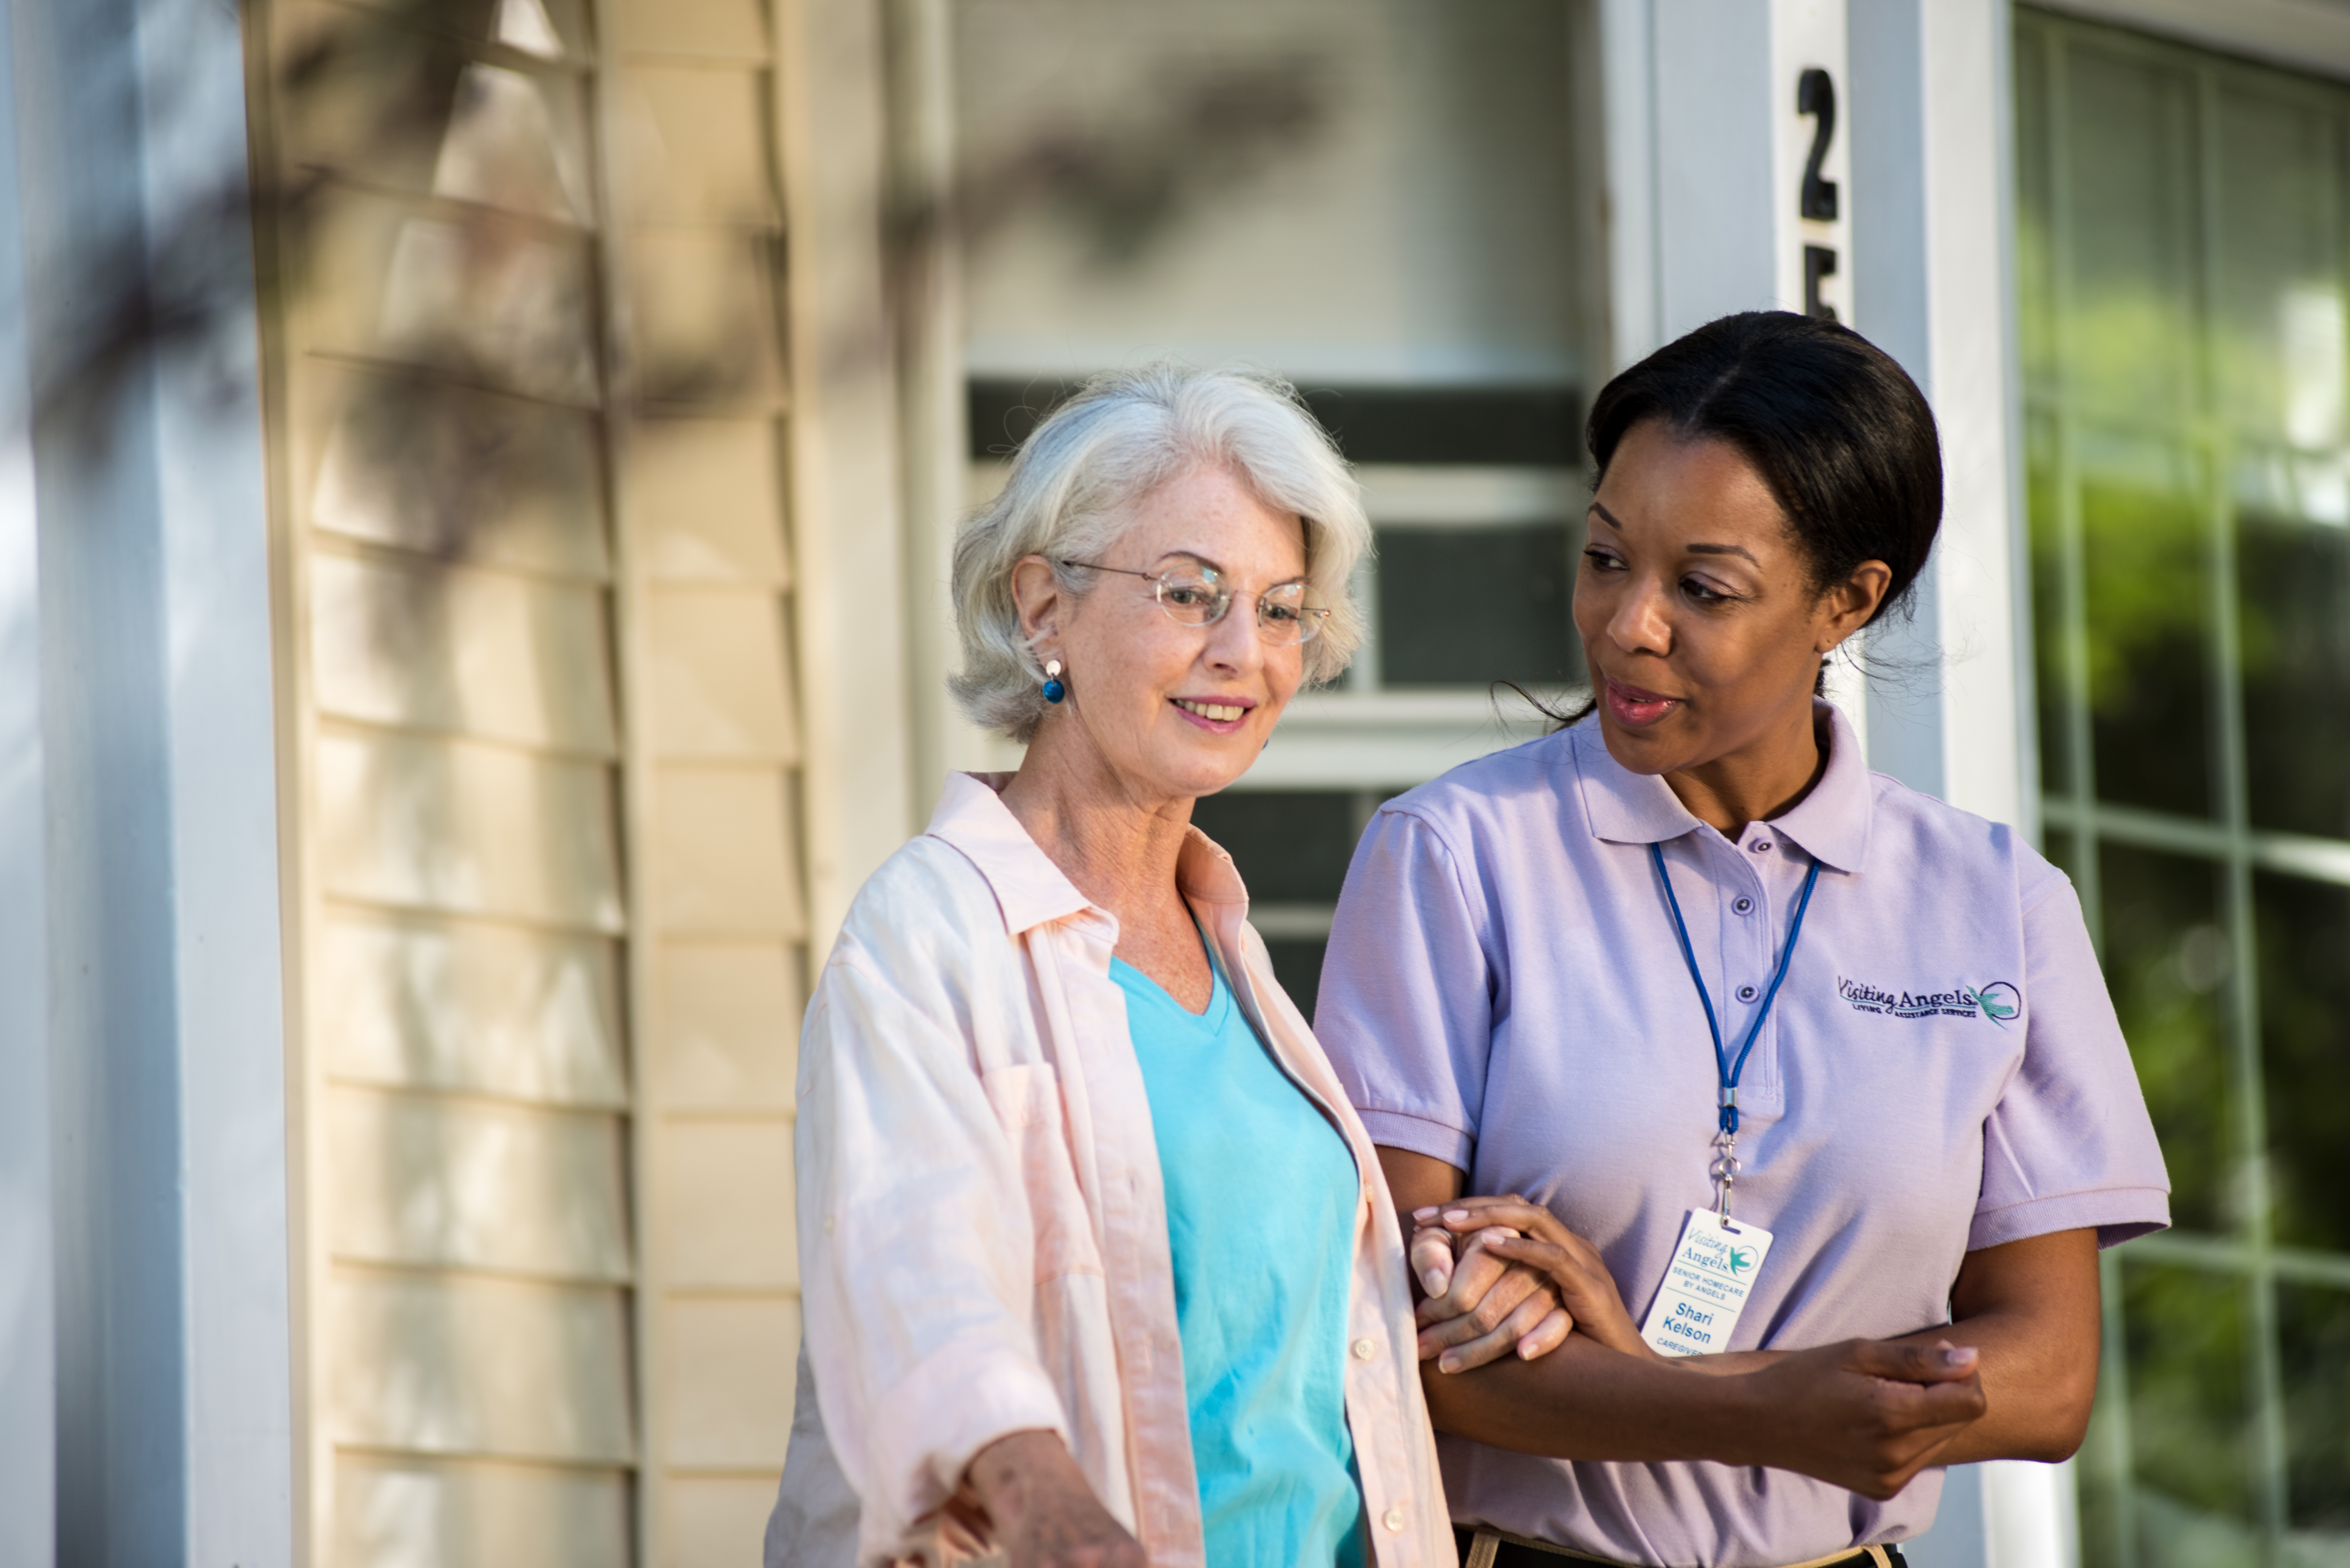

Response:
(966, 1430), (1145, 1568)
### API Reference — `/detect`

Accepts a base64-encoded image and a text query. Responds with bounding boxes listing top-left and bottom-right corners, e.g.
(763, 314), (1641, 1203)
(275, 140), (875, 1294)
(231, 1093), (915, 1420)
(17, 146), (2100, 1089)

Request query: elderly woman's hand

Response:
(1408, 1204), (1573, 1373)
(967, 1430), (1146, 1568)
(1413, 1196), (1648, 1366)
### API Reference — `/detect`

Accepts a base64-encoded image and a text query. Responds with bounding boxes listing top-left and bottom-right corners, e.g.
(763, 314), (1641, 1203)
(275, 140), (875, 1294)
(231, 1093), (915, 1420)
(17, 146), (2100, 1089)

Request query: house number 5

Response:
(1797, 66), (1838, 321)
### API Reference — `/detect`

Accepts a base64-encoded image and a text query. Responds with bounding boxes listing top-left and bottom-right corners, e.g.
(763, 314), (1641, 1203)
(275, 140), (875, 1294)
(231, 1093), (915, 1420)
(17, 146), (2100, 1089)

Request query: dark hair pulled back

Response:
(1586, 311), (1943, 624)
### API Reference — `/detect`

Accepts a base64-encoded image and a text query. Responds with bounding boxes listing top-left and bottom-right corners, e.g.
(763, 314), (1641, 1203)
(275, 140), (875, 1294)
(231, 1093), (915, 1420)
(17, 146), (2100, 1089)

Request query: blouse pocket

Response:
(980, 1063), (1105, 1283)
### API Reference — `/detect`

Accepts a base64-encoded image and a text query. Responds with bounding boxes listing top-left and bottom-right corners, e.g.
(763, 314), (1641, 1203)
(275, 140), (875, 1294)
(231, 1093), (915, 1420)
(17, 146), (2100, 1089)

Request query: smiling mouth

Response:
(1173, 698), (1249, 723)
(1603, 676), (1682, 727)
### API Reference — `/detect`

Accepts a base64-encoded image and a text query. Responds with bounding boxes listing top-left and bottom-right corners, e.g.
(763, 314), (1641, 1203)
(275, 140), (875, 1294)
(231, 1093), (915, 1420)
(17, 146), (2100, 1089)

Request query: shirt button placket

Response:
(1736, 836), (1772, 1098)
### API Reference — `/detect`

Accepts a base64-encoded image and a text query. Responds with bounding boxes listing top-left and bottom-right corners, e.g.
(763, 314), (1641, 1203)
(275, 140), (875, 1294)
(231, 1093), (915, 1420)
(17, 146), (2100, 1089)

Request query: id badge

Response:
(1638, 1208), (1776, 1358)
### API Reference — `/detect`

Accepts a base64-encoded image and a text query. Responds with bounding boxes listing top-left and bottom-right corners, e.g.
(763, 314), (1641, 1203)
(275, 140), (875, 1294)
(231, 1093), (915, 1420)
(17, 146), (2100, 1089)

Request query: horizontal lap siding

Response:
(256, 0), (810, 1560)
(291, 0), (645, 1530)
(610, 0), (808, 1560)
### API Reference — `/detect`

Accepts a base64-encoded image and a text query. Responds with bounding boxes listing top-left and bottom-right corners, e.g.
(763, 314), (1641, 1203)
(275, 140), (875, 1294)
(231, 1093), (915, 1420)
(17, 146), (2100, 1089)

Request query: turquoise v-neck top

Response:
(1110, 950), (1369, 1568)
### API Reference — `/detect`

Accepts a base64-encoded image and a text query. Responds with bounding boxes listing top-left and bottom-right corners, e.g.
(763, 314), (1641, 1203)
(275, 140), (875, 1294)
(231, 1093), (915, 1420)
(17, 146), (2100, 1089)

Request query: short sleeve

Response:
(1314, 806), (1495, 1172)
(1971, 874), (2172, 1250)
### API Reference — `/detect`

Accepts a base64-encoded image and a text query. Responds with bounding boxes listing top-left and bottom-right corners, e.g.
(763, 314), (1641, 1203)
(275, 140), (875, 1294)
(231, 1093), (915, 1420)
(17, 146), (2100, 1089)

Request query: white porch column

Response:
(1603, 0), (1854, 351)
(1601, 0), (1870, 746)
(0, 3), (53, 1557)
(0, 0), (294, 1561)
(1850, 0), (2036, 836)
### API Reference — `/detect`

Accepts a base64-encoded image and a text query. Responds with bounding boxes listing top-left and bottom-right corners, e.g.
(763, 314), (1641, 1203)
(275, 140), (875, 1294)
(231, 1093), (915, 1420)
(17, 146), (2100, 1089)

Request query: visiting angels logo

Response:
(1838, 976), (2021, 1025)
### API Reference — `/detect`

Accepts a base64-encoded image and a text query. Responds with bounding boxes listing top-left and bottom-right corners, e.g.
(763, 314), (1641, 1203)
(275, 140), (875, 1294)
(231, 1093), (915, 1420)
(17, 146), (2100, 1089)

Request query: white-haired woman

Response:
(764, 365), (1466, 1568)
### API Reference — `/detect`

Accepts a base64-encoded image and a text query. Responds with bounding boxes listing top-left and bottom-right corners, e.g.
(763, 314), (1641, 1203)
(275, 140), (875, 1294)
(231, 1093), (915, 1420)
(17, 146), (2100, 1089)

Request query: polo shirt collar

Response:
(923, 771), (1253, 936)
(1572, 700), (1874, 872)
(1765, 701), (1873, 872)
(1572, 723), (1704, 846)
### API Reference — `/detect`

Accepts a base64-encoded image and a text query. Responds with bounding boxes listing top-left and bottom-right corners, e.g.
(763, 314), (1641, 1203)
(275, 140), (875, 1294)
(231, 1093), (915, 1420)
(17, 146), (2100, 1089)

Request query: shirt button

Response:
(1383, 1507), (1407, 1533)
(1733, 896), (1754, 915)
(1752, 840), (1774, 853)
(1353, 1337), (1377, 1361)
(1737, 984), (1758, 1002)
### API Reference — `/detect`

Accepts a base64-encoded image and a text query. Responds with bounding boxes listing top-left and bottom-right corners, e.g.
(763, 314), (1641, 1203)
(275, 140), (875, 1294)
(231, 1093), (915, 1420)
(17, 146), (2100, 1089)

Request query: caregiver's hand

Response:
(1734, 1338), (1987, 1499)
(1409, 1199), (1571, 1372)
(967, 1429), (1145, 1568)
(1424, 1196), (1647, 1358)
(1419, 1323), (1987, 1497)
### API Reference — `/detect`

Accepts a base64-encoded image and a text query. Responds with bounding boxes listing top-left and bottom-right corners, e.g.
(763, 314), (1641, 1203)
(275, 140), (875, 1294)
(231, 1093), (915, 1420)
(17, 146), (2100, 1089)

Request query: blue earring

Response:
(1041, 659), (1065, 704)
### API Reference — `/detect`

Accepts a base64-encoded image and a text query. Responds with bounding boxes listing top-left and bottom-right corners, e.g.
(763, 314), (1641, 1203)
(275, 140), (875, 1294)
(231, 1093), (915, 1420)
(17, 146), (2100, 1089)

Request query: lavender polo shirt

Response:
(1315, 705), (2169, 1568)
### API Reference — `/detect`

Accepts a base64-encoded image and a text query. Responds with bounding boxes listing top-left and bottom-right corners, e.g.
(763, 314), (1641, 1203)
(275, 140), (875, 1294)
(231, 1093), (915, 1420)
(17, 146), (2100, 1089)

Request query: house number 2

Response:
(1797, 66), (1839, 321)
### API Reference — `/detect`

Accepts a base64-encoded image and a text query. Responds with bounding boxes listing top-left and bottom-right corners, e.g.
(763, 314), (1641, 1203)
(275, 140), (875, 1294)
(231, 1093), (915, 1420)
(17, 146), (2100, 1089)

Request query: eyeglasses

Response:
(1059, 559), (1330, 645)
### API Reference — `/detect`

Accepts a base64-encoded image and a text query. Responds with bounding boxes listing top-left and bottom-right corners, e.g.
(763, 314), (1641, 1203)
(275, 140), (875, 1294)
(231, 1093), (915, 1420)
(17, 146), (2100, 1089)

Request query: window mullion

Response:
(2186, 58), (2293, 1561)
(2040, 28), (2137, 1568)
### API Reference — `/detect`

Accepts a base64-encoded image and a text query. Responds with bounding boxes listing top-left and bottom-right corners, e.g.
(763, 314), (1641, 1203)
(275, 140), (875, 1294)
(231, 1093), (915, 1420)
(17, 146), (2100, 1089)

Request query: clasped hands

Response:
(1408, 1194), (1648, 1371)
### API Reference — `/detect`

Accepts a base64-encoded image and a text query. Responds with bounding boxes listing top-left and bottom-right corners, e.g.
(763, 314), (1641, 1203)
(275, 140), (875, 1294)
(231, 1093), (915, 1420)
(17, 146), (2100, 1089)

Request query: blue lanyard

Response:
(1649, 841), (1820, 1138)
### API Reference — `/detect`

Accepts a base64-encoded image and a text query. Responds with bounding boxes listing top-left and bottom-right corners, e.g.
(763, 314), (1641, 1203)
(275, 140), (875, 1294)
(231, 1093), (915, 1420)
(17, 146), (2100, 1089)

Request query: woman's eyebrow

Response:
(1588, 502), (1761, 565)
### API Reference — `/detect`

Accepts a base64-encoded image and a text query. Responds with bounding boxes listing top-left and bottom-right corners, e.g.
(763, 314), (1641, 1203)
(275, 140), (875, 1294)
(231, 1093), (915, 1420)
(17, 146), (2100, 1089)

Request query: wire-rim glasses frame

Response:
(1056, 558), (1330, 645)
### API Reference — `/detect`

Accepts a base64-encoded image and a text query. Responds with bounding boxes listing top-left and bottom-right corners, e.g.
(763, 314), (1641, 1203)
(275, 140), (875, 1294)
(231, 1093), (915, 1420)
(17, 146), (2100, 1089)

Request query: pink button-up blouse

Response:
(778, 773), (1453, 1567)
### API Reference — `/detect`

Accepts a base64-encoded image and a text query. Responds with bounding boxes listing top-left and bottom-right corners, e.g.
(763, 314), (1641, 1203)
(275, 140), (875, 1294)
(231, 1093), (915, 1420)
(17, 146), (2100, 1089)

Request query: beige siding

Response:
(254, 0), (808, 1561)
(333, 1456), (631, 1568)
(609, 0), (808, 1557)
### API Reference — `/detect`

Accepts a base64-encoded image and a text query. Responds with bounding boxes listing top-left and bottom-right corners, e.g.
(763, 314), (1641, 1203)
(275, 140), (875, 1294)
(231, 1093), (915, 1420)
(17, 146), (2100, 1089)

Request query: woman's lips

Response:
(1170, 696), (1251, 735)
(1603, 676), (1682, 728)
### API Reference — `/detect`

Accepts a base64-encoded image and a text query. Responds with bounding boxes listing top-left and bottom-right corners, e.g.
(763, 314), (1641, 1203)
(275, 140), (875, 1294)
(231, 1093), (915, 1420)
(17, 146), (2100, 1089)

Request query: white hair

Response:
(949, 362), (1371, 742)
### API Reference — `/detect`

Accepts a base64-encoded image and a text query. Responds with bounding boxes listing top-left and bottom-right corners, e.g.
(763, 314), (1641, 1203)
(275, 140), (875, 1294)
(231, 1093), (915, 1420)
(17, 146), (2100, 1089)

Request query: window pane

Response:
(2015, 27), (2057, 396)
(1376, 524), (1576, 687)
(2122, 1261), (2261, 1566)
(2079, 432), (2213, 818)
(2241, 514), (2350, 839)
(1188, 790), (1358, 903)
(2255, 870), (2350, 1254)
(2099, 842), (2232, 1234)
(1188, 790), (1365, 1021)
(2279, 1280), (2350, 1542)
(2042, 826), (2080, 883)
(1260, 939), (1328, 1023)
(2061, 48), (2200, 427)
(2211, 92), (2343, 448)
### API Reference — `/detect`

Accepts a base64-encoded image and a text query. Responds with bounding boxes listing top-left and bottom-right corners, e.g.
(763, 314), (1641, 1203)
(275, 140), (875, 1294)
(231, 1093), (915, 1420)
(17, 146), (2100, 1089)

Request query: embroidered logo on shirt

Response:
(1838, 976), (2021, 1024)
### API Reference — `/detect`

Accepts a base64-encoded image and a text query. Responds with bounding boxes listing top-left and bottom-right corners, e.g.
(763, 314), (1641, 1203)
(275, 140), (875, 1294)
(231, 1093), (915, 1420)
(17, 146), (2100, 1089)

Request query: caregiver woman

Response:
(769, 364), (1457, 1568)
(1315, 312), (2170, 1568)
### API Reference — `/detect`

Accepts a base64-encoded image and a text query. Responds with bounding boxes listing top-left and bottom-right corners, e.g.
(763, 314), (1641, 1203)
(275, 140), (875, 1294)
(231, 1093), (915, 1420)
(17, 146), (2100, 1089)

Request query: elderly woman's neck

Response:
(999, 754), (1200, 925)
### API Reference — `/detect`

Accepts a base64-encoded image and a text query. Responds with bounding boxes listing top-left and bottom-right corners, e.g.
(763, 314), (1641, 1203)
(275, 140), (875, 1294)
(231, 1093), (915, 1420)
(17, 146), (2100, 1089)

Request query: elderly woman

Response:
(764, 364), (1461, 1568)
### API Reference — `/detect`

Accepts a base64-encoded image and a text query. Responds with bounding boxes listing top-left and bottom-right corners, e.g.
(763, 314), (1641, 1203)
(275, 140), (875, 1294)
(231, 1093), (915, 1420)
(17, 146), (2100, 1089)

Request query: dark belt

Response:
(1455, 1526), (1910, 1568)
